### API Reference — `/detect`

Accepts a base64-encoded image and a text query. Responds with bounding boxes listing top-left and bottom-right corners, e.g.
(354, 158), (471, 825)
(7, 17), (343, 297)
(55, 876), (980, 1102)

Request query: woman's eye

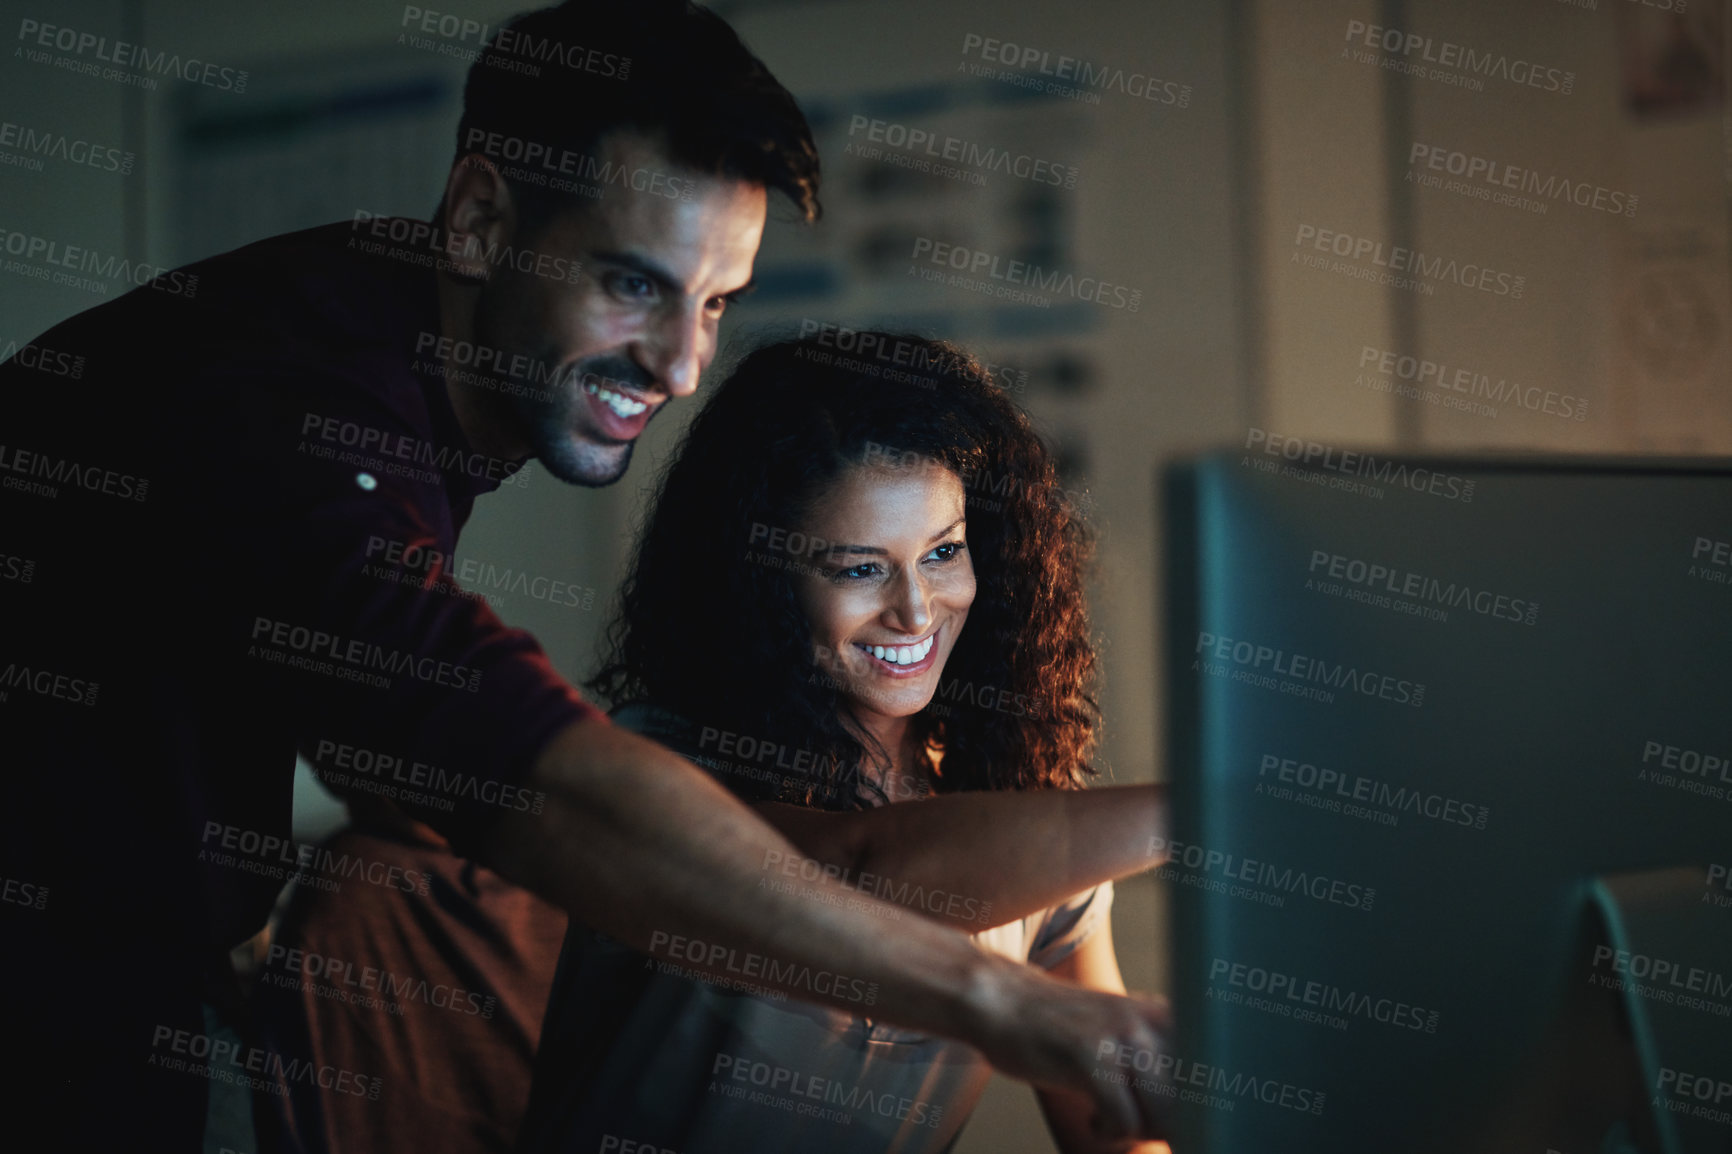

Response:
(927, 542), (966, 563)
(833, 562), (880, 581)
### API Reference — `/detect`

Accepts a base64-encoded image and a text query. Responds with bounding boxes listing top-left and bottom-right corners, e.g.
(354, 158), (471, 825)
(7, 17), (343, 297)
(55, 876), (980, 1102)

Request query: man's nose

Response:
(635, 303), (706, 398)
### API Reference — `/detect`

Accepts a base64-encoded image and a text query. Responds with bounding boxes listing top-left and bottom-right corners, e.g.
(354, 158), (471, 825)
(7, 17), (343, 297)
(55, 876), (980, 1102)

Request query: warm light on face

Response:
(792, 462), (976, 733)
(473, 129), (767, 486)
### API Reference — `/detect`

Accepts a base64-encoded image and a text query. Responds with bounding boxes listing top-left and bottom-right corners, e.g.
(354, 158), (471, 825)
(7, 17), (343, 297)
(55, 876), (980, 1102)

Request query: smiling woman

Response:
(790, 459), (978, 784)
(588, 333), (1101, 809)
(513, 333), (1159, 1153)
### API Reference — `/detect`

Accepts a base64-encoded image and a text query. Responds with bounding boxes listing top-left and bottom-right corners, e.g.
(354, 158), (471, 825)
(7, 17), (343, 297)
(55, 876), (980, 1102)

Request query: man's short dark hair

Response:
(455, 0), (820, 229)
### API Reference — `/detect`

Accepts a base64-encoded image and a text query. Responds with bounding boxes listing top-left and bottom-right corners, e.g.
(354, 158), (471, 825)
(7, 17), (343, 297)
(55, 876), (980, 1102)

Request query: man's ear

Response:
(437, 153), (518, 282)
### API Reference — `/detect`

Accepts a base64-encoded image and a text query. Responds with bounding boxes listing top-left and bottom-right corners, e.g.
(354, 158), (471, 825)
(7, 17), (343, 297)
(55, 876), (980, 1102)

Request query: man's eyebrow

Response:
(822, 519), (966, 557)
(588, 250), (682, 293)
(588, 250), (755, 299)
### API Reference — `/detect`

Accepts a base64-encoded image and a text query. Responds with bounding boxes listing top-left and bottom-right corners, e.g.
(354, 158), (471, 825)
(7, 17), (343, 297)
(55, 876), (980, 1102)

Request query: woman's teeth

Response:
(585, 381), (647, 418)
(862, 636), (934, 666)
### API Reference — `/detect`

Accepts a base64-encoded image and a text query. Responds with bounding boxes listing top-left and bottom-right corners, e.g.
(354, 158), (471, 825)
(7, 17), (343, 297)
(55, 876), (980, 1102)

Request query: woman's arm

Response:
(1037, 921), (1173, 1154)
(753, 784), (1168, 931)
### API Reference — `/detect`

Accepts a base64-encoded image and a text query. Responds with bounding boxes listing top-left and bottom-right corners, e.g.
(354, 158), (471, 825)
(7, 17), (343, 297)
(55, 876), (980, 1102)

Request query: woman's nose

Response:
(886, 566), (932, 633)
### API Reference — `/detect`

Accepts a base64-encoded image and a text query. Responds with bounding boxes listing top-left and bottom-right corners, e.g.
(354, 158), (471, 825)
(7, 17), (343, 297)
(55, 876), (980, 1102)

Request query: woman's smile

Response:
(853, 626), (941, 676)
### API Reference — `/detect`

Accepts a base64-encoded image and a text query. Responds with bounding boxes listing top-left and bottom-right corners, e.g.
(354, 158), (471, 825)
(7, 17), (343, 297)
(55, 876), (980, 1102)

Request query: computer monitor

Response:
(1161, 450), (1732, 1153)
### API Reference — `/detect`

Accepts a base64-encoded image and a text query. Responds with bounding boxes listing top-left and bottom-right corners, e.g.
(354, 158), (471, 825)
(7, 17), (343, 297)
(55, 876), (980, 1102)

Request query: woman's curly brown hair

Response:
(588, 332), (1099, 807)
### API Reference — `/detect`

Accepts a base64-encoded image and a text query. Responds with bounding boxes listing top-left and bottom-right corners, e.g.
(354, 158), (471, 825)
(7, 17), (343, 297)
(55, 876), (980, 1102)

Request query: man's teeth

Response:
(585, 381), (647, 418)
(864, 636), (934, 666)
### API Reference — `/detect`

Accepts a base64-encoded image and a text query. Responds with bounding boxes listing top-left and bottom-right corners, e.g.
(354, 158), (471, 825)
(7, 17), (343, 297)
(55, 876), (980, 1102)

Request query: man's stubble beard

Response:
(518, 390), (636, 488)
(472, 279), (636, 489)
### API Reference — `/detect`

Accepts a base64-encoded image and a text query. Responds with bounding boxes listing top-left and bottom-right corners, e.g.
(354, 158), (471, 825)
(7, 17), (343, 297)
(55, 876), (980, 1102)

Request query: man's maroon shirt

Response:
(0, 222), (599, 1134)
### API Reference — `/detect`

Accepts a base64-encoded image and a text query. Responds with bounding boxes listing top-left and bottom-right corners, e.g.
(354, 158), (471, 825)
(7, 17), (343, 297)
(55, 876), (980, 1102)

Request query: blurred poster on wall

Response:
(1612, 0), (1731, 449)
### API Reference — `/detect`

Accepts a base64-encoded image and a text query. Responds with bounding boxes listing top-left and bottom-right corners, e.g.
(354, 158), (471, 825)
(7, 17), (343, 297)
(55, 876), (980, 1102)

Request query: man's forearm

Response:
(756, 785), (1168, 930)
(473, 717), (1007, 1038)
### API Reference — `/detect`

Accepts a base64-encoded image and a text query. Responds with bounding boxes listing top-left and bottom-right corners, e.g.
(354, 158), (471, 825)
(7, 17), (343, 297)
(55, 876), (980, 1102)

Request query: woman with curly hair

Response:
(517, 333), (1169, 1154)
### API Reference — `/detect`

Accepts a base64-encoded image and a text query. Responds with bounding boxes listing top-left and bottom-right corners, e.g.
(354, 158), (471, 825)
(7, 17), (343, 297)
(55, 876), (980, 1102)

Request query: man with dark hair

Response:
(433, 0), (819, 488)
(0, 2), (1169, 1149)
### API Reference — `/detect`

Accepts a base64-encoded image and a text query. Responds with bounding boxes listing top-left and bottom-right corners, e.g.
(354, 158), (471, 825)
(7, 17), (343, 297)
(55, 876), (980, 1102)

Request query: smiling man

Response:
(436, 127), (768, 486)
(0, 1), (1170, 1149)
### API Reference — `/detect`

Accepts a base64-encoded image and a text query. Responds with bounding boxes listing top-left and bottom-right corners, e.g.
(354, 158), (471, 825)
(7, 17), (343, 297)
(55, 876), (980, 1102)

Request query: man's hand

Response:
(965, 959), (1173, 1140)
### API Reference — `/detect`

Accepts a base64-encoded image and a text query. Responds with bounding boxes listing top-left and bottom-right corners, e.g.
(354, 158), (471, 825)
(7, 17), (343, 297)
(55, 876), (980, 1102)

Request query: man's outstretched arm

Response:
(471, 716), (1172, 1142)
